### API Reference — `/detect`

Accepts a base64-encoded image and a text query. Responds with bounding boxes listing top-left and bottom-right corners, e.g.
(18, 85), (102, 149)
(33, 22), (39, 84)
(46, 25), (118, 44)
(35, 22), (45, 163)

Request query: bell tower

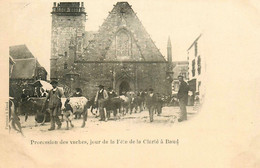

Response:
(50, 2), (86, 80)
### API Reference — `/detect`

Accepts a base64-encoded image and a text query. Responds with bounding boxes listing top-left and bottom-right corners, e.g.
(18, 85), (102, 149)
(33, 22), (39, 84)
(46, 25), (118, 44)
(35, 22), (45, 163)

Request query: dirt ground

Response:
(9, 106), (199, 138)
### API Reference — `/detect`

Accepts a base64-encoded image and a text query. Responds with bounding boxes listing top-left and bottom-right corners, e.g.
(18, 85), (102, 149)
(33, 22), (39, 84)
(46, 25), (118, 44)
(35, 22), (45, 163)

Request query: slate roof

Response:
(9, 44), (47, 79)
(82, 2), (165, 62)
(9, 44), (34, 59)
(11, 58), (38, 79)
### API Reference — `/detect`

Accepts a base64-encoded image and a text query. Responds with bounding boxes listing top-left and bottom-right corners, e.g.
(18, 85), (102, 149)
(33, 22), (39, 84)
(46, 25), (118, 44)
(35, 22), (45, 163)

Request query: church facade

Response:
(50, 2), (173, 97)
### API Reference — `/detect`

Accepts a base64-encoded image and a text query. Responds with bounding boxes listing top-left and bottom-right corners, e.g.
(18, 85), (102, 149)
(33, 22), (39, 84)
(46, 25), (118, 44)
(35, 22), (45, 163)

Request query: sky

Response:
(4, 0), (206, 75)
(2, 0), (260, 81)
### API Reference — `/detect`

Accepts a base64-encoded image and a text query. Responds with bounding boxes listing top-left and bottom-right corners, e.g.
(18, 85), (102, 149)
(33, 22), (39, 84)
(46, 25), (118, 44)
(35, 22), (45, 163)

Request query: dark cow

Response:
(140, 90), (147, 110)
(131, 95), (143, 113)
(154, 93), (164, 115)
(105, 91), (123, 119)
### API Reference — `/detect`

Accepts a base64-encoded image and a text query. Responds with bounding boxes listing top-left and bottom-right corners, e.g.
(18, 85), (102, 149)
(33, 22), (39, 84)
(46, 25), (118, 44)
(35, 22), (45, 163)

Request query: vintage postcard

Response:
(1, 0), (260, 167)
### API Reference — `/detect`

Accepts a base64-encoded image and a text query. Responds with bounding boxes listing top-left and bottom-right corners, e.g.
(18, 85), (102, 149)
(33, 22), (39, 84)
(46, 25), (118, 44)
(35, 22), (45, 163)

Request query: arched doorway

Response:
(119, 81), (130, 95)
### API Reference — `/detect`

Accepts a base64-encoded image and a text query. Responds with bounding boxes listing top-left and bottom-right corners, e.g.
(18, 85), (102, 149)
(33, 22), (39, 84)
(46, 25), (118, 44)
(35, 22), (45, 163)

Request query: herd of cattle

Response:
(9, 91), (178, 132)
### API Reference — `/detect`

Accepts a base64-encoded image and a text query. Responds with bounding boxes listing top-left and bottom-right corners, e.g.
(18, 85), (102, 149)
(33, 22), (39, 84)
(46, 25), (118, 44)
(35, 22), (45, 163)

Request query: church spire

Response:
(167, 36), (171, 48)
(167, 36), (172, 63)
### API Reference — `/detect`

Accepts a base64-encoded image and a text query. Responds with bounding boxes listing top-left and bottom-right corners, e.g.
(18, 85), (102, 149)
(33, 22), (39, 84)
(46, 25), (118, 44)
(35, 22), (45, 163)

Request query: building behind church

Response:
(172, 61), (189, 93)
(187, 34), (206, 103)
(50, 2), (173, 97)
(9, 44), (47, 98)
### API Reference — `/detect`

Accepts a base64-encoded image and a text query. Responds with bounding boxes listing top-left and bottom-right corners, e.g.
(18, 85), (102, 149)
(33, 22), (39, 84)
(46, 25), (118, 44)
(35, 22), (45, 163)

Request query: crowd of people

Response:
(92, 85), (166, 122)
(9, 75), (190, 133)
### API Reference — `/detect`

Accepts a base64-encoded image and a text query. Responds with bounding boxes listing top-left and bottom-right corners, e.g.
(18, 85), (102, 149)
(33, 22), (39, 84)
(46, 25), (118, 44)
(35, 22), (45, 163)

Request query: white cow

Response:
(61, 97), (88, 128)
(118, 94), (132, 115)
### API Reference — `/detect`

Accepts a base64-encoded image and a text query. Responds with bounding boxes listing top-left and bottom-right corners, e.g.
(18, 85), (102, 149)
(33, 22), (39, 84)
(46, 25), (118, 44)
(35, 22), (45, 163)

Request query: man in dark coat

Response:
(106, 87), (119, 119)
(43, 80), (63, 130)
(20, 89), (30, 121)
(177, 75), (189, 122)
(146, 88), (157, 122)
(94, 85), (108, 121)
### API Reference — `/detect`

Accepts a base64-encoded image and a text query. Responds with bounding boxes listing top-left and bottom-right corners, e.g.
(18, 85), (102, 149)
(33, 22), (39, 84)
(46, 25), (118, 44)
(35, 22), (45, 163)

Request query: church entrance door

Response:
(119, 81), (130, 95)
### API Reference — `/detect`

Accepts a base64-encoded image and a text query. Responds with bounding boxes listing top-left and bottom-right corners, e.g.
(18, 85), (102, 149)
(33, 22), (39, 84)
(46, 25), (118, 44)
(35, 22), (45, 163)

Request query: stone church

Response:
(50, 2), (173, 97)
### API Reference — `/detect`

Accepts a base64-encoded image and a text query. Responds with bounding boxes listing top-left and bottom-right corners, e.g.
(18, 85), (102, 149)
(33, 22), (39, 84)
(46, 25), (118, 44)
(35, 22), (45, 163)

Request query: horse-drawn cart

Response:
(20, 97), (50, 124)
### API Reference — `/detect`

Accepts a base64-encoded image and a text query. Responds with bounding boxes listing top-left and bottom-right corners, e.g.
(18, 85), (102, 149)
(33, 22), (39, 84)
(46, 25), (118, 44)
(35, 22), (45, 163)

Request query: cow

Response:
(118, 94), (132, 115)
(125, 91), (144, 114)
(131, 94), (143, 113)
(105, 96), (123, 120)
(61, 97), (88, 128)
(62, 99), (74, 130)
(116, 91), (144, 115)
(154, 93), (164, 116)
(140, 90), (147, 110)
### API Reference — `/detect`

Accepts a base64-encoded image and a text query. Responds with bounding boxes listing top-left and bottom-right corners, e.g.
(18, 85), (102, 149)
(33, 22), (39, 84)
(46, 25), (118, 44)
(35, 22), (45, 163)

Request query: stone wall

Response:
(51, 12), (86, 79)
(50, 2), (172, 97)
(56, 61), (171, 98)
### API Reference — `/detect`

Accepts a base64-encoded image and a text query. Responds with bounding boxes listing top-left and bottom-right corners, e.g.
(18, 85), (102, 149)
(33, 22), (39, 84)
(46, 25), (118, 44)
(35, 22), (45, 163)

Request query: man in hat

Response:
(20, 89), (30, 121)
(146, 88), (157, 122)
(42, 80), (63, 130)
(177, 75), (189, 122)
(94, 85), (108, 121)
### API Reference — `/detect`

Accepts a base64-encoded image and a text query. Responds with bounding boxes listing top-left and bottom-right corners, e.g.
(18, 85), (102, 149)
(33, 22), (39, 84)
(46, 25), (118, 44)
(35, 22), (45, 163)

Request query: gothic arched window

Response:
(116, 30), (130, 59)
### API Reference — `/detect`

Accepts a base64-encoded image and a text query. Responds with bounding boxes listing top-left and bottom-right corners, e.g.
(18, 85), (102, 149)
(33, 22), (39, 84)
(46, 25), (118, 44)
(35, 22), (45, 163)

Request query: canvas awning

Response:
(31, 80), (53, 91)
